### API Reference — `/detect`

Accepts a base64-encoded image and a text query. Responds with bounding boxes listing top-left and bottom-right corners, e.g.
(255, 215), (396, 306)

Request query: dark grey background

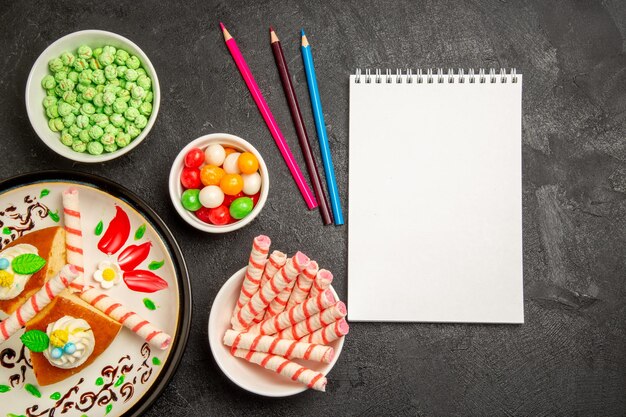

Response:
(1, 0), (625, 416)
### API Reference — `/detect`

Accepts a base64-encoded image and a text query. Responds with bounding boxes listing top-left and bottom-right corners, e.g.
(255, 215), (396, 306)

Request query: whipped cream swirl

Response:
(43, 315), (95, 369)
(0, 244), (38, 300)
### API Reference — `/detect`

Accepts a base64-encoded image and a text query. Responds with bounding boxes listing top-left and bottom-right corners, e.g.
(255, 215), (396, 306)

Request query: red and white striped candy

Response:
(264, 255), (308, 319)
(232, 252), (309, 331)
(231, 348), (327, 391)
(286, 260), (318, 309)
(0, 264), (79, 344)
(301, 318), (349, 345)
(62, 188), (85, 291)
(247, 289), (336, 336)
(308, 269), (333, 299)
(232, 235), (271, 318)
(80, 286), (172, 350)
(223, 329), (334, 363)
(252, 250), (286, 322)
(276, 301), (347, 340)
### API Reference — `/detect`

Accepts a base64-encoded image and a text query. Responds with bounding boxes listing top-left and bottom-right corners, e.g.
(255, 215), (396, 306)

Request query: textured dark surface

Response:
(1, 0), (625, 416)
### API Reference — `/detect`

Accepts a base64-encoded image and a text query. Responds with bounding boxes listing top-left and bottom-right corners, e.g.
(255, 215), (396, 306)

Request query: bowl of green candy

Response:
(26, 30), (160, 162)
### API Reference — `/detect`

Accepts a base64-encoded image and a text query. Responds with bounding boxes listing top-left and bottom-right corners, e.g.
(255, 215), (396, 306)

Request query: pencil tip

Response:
(219, 22), (225, 31)
(270, 26), (274, 32)
(300, 28), (306, 37)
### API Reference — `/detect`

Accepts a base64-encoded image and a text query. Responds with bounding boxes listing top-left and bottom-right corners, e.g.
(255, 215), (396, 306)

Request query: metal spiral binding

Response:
(354, 68), (519, 84)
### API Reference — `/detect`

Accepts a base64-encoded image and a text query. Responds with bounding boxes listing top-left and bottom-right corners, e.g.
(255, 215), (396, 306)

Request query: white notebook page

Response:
(348, 72), (523, 323)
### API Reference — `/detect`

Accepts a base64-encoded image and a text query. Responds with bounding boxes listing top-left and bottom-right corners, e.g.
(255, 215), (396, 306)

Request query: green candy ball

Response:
(72, 139), (87, 153)
(100, 132), (116, 145)
(110, 113), (125, 127)
(134, 115), (148, 129)
(42, 96), (57, 108)
(124, 107), (139, 121)
(73, 58), (88, 72)
(57, 102), (73, 117)
(181, 189), (202, 211)
(87, 141), (104, 155)
(48, 58), (64, 73)
(78, 129), (91, 143)
(229, 197), (254, 219)
(126, 55), (140, 70)
(112, 98), (128, 114)
(139, 102), (152, 116)
(77, 45), (92, 59)
(41, 75), (56, 89)
(115, 50), (129, 65)
(68, 124), (81, 137)
(62, 113), (76, 127)
(103, 143), (118, 153)
(115, 132), (131, 148)
(60, 131), (73, 146)
(88, 125), (104, 140)
(80, 102), (96, 115)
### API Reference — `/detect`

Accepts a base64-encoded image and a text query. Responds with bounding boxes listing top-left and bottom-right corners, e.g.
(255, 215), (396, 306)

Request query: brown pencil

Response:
(270, 27), (333, 225)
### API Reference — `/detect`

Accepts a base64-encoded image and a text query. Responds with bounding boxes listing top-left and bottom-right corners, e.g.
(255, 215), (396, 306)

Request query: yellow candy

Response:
(0, 270), (14, 288)
(102, 267), (116, 281)
(50, 329), (69, 348)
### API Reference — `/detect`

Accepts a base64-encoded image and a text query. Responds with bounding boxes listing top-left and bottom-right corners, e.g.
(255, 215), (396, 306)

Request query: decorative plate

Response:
(0, 171), (191, 417)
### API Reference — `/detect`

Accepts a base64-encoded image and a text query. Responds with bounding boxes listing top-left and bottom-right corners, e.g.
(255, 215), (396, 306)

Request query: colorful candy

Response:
(230, 197), (253, 219)
(178, 142), (263, 225)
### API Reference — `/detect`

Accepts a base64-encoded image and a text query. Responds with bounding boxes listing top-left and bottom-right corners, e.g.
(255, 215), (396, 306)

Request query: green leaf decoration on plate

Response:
(152, 357), (161, 366)
(7, 413), (26, 417)
(49, 210), (60, 223)
(12, 254), (46, 275)
(25, 383), (41, 398)
(40, 189), (50, 198)
(114, 375), (125, 387)
(134, 223), (146, 240)
(105, 404), (113, 415)
(20, 329), (49, 352)
(2, 227), (10, 235)
(95, 377), (104, 386)
(148, 260), (164, 271)
(0, 384), (10, 393)
(143, 298), (156, 311)
(50, 391), (61, 400)
(95, 220), (103, 236)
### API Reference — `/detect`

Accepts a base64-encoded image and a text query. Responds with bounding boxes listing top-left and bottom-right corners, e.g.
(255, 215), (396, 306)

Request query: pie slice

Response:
(0, 226), (66, 314)
(25, 292), (122, 386)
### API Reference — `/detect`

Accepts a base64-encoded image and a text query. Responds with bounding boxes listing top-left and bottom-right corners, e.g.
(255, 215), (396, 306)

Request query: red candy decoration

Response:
(195, 206), (212, 224)
(180, 167), (201, 189)
(208, 205), (232, 225)
(250, 192), (260, 205)
(223, 192), (244, 207)
(97, 206), (130, 255)
(184, 148), (205, 168)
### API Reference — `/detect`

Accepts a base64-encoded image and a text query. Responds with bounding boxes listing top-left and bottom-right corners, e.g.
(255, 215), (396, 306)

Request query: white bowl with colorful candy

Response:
(168, 133), (269, 233)
(26, 30), (160, 162)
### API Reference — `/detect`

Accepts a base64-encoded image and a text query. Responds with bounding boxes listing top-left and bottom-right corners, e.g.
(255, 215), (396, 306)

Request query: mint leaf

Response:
(114, 375), (125, 387)
(12, 253), (46, 275)
(134, 223), (146, 240)
(40, 189), (50, 198)
(20, 329), (49, 352)
(0, 384), (10, 393)
(49, 210), (60, 223)
(2, 227), (10, 235)
(143, 298), (156, 310)
(25, 383), (41, 398)
(95, 220), (103, 236)
(148, 260), (164, 271)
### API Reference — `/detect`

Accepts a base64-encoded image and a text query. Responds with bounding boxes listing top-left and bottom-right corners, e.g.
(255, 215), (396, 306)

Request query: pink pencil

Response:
(220, 23), (317, 210)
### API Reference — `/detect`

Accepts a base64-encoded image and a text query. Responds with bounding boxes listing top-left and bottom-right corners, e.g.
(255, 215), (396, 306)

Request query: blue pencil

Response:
(300, 29), (344, 226)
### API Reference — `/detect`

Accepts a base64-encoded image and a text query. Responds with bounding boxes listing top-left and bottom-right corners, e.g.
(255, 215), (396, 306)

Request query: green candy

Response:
(78, 129), (91, 143)
(42, 96), (57, 108)
(134, 115), (148, 129)
(126, 55), (140, 69)
(144, 91), (153, 103)
(92, 69), (106, 85)
(71, 102), (81, 114)
(72, 139), (87, 152)
(124, 107), (139, 121)
(78, 69), (93, 84)
(104, 65), (117, 80)
(110, 113), (125, 127)
(49, 118), (64, 132)
(100, 132), (115, 145)
(48, 58), (63, 72)
(62, 90), (77, 104)
(124, 68), (138, 82)
(126, 123), (140, 138)
(62, 113), (76, 127)
(58, 79), (74, 91)
(129, 98), (142, 109)
(41, 75), (56, 89)
(103, 45), (116, 55)
(77, 45), (92, 59)
(115, 132), (131, 147)
(67, 71), (79, 83)
(136, 74), (151, 90)
(116, 65), (127, 78)
(117, 89), (130, 102)
(103, 91), (116, 106)
(92, 92), (104, 107)
(112, 98), (128, 114)
(136, 68), (147, 77)
(68, 124), (81, 137)
(46, 105), (58, 119)
(87, 141), (104, 155)
(73, 58), (88, 72)
(139, 101), (152, 116)
(181, 189), (202, 211)
(93, 47), (103, 58)
(95, 84), (105, 93)
(61, 52), (76, 66)
(98, 52), (114, 67)
(54, 71), (67, 82)
(103, 105), (113, 115)
(76, 114), (89, 128)
(104, 124), (118, 135)
(88, 58), (100, 70)
(60, 131), (73, 146)
(80, 102), (96, 115)
(131, 86), (145, 99)
(46, 88), (56, 96)
(104, 143), (118, 153)
(82, 86), (96, 101)
(115, 49), (129, 65)
(57, 102), (72, 117)
(54, 85), (64, 97)
(75, 83), (88, 93)
(92, 113), (109, 128)
(229, 197), (254, 219)
(88, 125), (104, 140)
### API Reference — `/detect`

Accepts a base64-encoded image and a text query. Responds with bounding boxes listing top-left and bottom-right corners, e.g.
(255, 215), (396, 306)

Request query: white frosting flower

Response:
(0, 244), (39, 300)
(43, 316), (95, 369)
(93, 260), (122, 289)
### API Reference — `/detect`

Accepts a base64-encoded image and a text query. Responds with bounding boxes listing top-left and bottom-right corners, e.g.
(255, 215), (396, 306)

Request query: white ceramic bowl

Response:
(169, 133), (269, 233)
(208, 267), (344, 396)
(25, 30), (161, 162)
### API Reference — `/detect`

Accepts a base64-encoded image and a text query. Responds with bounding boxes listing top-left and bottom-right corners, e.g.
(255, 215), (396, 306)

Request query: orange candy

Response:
(224, 147), (237, 156)
(220, 173), (244, 196)
(238, 152), (259, 174)
(200, 165), (225, 186)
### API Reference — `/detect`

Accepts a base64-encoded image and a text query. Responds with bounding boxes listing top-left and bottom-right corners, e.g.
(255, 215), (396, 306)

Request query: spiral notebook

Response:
(348, 69), (523, 323)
